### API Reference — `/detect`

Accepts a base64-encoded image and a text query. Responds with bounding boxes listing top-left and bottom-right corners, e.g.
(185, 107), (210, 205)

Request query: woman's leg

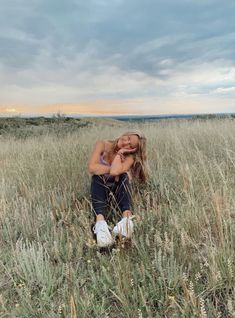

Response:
(91, 175), (114, 247)
(113, 173), (133, 217)
(112, 173), (134, 238)
(90, 175), (110, 221)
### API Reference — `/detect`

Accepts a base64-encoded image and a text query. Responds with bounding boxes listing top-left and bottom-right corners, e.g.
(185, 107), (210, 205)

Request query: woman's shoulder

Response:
(93, 140), (113, 155)
(92, 140), (106, 155)
(94, 139), (105, 147)
(103, 140), (113, 152)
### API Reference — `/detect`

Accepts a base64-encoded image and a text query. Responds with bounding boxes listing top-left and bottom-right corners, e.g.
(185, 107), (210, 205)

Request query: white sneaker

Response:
(93, 220), (114, 247)
(113, 217), (134, 238)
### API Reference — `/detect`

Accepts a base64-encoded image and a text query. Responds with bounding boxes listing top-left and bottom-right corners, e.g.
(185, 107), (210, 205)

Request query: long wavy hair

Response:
(107, 130), (148, 183)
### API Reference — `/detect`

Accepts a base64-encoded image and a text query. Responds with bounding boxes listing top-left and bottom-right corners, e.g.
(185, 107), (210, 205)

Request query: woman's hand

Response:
(117, 147), (137, 155)
(116, 148), (137, 162)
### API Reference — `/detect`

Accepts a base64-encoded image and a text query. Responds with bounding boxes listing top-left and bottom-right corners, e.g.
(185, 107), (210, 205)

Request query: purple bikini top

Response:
(100, 153), (110, 166)
(100, 152), (112, 178)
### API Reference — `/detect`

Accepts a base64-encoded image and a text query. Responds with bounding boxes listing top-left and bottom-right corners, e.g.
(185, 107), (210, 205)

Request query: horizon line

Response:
(0, 111), (234, 118)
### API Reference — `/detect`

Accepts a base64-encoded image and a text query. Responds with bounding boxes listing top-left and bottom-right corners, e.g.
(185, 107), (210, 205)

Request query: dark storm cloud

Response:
(1, 0), (235, 71)
(0, 0), (235, 106)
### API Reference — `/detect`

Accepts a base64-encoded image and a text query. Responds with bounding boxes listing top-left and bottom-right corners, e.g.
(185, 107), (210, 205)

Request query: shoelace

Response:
(93, 224), (112, 234)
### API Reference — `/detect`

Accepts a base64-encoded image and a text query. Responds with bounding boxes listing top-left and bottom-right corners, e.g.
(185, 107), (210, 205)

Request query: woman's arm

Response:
(88, 140), (110, 175)
(109, 153), (134, 176)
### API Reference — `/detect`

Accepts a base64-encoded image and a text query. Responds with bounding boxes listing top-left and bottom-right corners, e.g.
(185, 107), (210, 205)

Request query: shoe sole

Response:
(91, 223), (115, 248)
(97, 238), (114, 248)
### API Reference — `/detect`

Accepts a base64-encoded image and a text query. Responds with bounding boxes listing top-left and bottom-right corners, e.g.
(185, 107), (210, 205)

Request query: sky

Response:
(0, 0), (235, 116)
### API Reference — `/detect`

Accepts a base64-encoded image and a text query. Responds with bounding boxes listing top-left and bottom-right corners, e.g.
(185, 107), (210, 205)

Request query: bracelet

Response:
(117, 152), (125, 160)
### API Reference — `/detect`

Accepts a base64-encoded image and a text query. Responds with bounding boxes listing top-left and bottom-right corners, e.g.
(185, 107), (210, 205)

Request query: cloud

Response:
(212, 87), (235, 94)
(0, 0), (235, 114)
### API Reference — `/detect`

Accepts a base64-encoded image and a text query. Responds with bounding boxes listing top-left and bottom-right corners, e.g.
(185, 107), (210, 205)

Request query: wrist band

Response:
(117, 152), (125, 159)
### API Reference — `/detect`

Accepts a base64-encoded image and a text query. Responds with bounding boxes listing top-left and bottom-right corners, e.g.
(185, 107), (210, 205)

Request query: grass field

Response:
(0, 118), (235, 317)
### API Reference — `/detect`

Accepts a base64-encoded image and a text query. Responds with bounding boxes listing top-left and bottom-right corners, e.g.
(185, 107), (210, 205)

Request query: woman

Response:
(88, 130), (148, 247)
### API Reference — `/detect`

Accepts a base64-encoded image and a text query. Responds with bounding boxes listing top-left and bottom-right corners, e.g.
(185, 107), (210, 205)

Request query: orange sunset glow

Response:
(1, 95), (235, 117)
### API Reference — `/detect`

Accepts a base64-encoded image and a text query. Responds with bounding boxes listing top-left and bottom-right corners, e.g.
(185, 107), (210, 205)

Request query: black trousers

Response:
(90, 173), (133, 217)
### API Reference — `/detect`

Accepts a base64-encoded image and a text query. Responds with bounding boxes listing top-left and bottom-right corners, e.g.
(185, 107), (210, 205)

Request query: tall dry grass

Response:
(0, 118), (235, 317)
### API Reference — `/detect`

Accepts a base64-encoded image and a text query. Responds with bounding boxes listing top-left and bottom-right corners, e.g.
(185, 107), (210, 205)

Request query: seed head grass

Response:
(0, 118), (234, 317)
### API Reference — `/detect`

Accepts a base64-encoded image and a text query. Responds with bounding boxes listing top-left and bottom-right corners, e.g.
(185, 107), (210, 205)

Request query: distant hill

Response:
(96, 113), (235, 122)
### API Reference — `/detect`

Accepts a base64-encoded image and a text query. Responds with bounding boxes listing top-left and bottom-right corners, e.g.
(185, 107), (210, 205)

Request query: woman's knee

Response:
(91, 174), (107, 186)
(92, 174), (102, 181)
(118, 172), (129, 182)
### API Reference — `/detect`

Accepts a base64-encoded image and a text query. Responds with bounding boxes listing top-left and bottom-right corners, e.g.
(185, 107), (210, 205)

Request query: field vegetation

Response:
(0, 117), (235, 317)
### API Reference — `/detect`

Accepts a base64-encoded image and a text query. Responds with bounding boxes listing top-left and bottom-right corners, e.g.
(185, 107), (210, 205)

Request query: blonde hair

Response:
(108, 130), (148, 183)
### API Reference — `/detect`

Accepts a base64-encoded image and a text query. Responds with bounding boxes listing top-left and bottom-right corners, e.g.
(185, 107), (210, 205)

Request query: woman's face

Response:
(117, 134), (139, 150)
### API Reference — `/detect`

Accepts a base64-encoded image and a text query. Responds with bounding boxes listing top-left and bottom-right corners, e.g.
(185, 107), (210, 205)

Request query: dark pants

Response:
(90, 173), (133, 217)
